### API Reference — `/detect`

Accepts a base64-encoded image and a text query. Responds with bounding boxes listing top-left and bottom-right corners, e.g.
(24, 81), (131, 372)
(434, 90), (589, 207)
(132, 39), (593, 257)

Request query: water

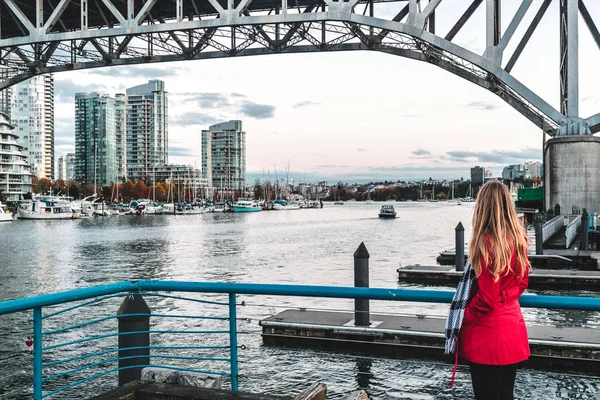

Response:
(1, 202), (599, 399)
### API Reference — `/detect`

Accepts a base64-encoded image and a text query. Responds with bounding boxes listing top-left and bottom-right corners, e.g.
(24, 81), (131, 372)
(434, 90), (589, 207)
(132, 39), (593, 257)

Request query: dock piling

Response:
(554, 204), (561, 217)
(117, 294), (151, 386)
(455, 222), (465, 272)
(581, 209), (589, 250)
(353, 242), (370, 327)
(535, 213), (544, 255)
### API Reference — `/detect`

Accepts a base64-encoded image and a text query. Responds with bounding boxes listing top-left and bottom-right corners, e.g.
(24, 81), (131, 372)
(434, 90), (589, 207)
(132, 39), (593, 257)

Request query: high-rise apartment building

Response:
(115, 93), (127, 181)
(57, 155), (67, 180)
(202, 120), (246, 190)
(65, 153), (75, 181)
(126, 80), (168, 182)
(10, 75), (55, 179)
(470, 166), (485, 185)
(0, 112), (33, 200)
(74, 92), (117, 187)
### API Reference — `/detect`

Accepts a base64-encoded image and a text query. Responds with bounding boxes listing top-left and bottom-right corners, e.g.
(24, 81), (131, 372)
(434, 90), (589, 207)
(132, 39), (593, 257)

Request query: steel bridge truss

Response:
(0, 0), (599, 135)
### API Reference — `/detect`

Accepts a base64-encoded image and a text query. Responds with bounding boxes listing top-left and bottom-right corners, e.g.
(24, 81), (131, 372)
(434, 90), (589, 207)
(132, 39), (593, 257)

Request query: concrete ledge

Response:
(88, 381), (291, 400)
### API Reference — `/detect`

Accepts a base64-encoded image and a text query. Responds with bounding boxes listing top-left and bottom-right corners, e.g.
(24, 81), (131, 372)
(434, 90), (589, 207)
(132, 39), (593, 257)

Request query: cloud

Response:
(357, 148), (367, 152)
(240, 101), (275, 119)
(174, 92), (231, 108)
(464, 101), (500, 111)
(169, 145), (196, 157)
(171, 112), (219, 127)
(55, 79), (108, 102)
(88, 66), (181, 78)
(293, 101), (320, 109)
(412, 149), (432, 156)
(445, 147), (541, 163)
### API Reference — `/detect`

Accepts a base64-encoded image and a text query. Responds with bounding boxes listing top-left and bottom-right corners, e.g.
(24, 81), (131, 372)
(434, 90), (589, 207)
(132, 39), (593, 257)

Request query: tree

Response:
(35, 177), (52, 194)
(67, 180), (81, 199)
(132, 181), (149, 200)
(254, 179), (263, 199)
(53, 179), (67, 194)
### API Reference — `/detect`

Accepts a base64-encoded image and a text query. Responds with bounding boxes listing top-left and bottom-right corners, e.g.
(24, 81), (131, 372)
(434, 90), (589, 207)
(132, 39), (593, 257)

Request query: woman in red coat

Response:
(460, 181), (530, 400)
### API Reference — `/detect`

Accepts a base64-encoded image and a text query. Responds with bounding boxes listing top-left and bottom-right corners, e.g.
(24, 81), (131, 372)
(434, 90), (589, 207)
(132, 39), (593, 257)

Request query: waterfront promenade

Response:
(1, 202), (599, 398)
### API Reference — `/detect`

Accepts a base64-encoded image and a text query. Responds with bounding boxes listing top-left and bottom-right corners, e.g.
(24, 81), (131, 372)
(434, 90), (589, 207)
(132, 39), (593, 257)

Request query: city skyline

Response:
(44, 0), (600, 182)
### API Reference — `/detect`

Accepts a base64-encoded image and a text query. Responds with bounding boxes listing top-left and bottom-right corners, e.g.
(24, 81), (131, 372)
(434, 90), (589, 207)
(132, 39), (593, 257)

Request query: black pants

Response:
(469, 362), (518, 400)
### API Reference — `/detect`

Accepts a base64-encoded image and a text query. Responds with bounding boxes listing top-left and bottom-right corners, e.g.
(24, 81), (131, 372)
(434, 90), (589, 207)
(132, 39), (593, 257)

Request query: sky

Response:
(51, 0), (600, 183)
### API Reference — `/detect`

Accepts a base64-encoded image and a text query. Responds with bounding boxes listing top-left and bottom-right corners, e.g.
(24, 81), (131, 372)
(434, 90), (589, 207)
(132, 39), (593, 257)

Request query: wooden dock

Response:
(397, 265), (600, 291)
(261, 309), (600, 373)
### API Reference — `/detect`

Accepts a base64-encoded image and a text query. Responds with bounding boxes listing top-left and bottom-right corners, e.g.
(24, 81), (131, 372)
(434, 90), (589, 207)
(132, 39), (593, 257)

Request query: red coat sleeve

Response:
(470, 256), (500, 314)
(518, 267), (529, 296)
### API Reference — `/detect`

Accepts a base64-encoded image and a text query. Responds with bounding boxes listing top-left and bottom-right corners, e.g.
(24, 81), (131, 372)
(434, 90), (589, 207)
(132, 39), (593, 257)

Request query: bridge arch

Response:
(0, 0), (599, 135)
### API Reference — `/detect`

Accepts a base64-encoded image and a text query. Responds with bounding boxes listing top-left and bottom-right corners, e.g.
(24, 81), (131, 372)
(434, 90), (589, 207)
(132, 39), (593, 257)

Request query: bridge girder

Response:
(1, 0), (599, 136)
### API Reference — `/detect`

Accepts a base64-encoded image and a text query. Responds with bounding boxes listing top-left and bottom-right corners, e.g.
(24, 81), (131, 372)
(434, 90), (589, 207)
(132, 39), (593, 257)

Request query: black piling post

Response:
(535, 213), (544, 255)
(353, 242), (370, 327)
(581, 209), (589, 251)
(455, 222), (465, 272)
(554, 203), (561, 217)
(118, 294), (151, 386)
(547, 208), (554, 220)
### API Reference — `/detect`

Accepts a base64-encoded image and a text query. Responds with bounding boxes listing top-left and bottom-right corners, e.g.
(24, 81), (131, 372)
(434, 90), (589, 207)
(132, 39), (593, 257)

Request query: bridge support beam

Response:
(545, 136), (600, 215)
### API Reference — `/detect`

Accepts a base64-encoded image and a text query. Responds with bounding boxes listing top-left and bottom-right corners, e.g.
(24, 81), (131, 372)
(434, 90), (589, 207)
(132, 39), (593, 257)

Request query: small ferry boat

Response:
(334, 200), (344, 205)
(0, 203), (14, 222)
(378, 204), (396, 219)
(17, 196), (74, 220)
(233, 199), (262, 213)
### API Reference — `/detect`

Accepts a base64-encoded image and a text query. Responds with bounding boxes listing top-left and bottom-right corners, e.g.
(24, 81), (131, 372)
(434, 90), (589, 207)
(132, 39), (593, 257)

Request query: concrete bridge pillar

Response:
(545, 136), (600, 214)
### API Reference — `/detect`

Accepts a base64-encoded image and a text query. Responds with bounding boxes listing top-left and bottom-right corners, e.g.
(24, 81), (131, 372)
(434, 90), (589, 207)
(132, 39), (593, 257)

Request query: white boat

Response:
(17, 196), (75, 220)
(233, 200), (262, 213)
(334, 200), (344, 205)
(0, 203), (14, 222)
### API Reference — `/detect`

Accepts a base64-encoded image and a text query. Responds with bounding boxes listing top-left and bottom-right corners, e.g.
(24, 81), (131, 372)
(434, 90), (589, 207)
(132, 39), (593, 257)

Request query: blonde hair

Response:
(469, 181), (530, 281)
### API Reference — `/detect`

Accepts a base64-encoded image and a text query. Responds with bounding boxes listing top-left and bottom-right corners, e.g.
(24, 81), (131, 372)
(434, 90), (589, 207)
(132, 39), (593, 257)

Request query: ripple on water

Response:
(0, 203), (599, 398)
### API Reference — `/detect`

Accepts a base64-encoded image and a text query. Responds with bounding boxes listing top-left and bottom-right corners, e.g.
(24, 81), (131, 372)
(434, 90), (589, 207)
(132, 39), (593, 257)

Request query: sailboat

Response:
(364, 191), (375, 204)
(430, 185), (439, 202)
(464, 183), (475, 202)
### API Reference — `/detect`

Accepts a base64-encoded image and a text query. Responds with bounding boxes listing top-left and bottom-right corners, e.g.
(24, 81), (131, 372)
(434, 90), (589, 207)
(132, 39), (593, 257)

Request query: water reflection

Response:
(355, 358), (373, 391)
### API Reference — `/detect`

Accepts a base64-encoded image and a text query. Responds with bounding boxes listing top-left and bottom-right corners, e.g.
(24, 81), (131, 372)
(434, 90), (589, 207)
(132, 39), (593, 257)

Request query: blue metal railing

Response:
(0, 280), (599, 399)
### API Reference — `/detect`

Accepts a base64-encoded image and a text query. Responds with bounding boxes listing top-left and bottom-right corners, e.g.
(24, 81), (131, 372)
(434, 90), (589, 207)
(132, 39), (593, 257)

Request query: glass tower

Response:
(201, 120), (246, 191)
(74, 92), (117, 187)
(125, 80), (168, 182)
(10, 75), (55, 179)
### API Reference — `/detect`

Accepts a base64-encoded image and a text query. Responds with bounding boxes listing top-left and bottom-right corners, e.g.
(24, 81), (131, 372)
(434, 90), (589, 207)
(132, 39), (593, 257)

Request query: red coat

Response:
(460, 250), (530, 365)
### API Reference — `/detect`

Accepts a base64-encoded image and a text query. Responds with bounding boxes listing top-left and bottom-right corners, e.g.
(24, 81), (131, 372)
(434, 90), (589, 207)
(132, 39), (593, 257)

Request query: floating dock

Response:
(261, 310), (600, 373)
(397, 265), (600, 291)
(436, 251), (599, 270)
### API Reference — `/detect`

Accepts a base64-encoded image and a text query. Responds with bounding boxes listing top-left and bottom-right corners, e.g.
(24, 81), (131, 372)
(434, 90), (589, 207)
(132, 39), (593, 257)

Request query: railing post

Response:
(581, 209), (589, 250)
(353, 242), (370, 327)
(455, 222), (465, 271)
(228, 293), (239, 391)
(33, 307), (43, 400)
(117, 294), (150, 386)
(535, 213), (544, 255)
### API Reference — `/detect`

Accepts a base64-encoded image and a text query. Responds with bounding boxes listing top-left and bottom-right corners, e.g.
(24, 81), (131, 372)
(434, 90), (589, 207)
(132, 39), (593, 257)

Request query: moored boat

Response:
(0, 203), (14, 222)
(378, 204), (396, 219)
(233, 199), (262, 213)
(17, 196), (74, 220)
